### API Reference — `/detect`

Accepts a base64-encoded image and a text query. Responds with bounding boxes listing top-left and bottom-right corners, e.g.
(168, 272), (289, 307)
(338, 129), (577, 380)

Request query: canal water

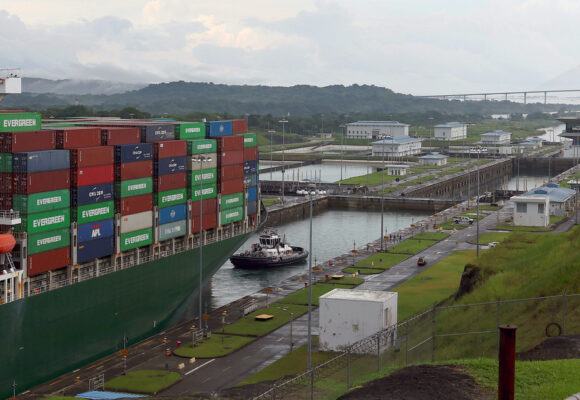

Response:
(261, 161), (376, 183)
(206, 208), (431, 310)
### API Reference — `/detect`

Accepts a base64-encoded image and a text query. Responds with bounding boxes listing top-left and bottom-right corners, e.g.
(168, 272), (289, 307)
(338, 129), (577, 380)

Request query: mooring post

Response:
(498, 325), (517, 400)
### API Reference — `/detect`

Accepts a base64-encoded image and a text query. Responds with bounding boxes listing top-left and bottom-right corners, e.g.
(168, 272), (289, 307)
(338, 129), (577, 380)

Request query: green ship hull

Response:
(0, 233), (250, 398)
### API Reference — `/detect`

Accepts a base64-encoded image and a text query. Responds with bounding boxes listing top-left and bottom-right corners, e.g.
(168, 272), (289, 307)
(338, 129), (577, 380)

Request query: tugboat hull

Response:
(230, 246), (308, 269)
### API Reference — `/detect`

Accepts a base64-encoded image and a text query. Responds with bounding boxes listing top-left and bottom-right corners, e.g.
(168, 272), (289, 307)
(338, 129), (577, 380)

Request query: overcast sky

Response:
(1, 0), (579, 95)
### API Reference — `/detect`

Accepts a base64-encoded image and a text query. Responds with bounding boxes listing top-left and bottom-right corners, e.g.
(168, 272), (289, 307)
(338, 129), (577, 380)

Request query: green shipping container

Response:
(188, 168), (217, 186)
(155, 188), (187, 208)
(221, 192), (244, 210)
(115, 177), (153, 198)
(175, 122), (206, 139)
(0, 112), (42, 132)
(120, 228), (153, 251)
(158, 220), (187, 241)
(16, 208), (70, 235)
(27, 228), (70, 255)
(0, 153), (12, 173)
(13, 189), (70, 214)
(243, 133), (258, 147)
(188, 184), (217, 202)
(74, 201), (115, 225)
(221, 206), (244, 225)
(187, 139), (216, 155)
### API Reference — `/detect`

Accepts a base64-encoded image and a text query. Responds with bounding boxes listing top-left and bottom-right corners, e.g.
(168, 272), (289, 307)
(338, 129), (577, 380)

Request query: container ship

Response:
(0, 110), (261, 398)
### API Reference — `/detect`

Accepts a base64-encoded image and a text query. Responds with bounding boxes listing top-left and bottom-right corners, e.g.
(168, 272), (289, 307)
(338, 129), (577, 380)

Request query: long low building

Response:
(371, 137), (422, 157)
(347, 121), (409, 140)
(434, 122), (467, 141)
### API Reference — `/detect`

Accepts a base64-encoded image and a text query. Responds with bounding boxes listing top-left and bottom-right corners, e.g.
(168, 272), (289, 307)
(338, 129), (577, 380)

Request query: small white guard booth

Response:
(318, 289), (398, 352)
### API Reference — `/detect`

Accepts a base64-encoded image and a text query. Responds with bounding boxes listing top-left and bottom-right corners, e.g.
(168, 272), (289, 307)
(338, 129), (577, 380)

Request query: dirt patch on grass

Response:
(517, 334), (580, 361)
(337, 365), (492, 400)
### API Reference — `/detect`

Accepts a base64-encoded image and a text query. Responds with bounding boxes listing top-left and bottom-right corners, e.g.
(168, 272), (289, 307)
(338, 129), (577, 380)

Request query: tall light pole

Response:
(339, 124), (346, 185)
(268, 129), (275, 181)
(199, 154), (204, 331)
(381, 148), (385, 252)
(307, 190), (314, 371)
(279, 119), (288, 204)
(476, 146), (480, 257)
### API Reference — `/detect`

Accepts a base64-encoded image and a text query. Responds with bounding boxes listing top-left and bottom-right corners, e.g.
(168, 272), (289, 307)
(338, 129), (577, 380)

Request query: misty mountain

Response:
(22, 77), (146, 95)
(2, 81), (563, 116)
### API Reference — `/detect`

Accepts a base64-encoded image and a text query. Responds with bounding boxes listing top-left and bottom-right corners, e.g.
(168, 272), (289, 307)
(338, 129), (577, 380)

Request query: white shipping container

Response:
(120, 210), (153, 234)
(319, 289), (398, 352)
(158, 220), (187, 241)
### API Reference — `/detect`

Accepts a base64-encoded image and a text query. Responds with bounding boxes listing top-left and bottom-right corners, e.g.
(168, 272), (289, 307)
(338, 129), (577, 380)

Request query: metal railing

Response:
(253, 293), (580, 399)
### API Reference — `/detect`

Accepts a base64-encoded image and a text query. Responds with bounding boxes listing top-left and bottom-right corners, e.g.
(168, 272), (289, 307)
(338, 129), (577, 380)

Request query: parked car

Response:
(488, 241), (499, 248)
(454, 216), (474, 224)
(417, 257), (427, 266)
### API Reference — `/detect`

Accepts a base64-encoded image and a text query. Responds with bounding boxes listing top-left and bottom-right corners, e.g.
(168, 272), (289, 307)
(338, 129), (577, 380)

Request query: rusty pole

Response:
(498, 325), (517, 400)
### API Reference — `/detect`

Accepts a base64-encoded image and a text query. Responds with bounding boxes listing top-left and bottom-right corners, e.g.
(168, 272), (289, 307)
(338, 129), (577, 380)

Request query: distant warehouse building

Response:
(419, 152), (447, 166)
(434, 122), (467, 141)
(372, 137), (422, 157)
(346, 121), (409, 140)
(481, 130), (512, 145)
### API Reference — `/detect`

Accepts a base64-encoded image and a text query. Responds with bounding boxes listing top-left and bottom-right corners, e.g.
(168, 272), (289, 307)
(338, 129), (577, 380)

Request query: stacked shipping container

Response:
(0, 114), (258, 277)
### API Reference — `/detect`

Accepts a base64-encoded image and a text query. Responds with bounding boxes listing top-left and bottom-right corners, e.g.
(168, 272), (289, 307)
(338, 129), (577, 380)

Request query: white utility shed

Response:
(319, 289), (398, 351)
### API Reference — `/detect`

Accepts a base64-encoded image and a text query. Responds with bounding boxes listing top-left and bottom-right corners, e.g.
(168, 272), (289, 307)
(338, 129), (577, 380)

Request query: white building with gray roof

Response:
(434, 122), (467, 141)
(372, 137), (422, 157)
(481, 130), (512, 145)
(522, 183), (576, 216)
(346, 121), (409, 140)
(419, 152), (448, 166)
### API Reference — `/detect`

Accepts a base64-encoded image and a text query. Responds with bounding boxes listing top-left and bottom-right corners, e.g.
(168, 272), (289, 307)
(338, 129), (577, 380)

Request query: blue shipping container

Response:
(77, 236), (115, 263)
(243, 174), (257, 187)
(155, 156), (186, 175)
(159, 204), (187, 225)
(206, 121), (233, 137)
(77, 219), (114, 242)
(72, 182), (114, 206)
(114, 143), (153, 163)
(248, 186), (258, 201)
(247, 200), (257, 215)
(243, 160), (257, 176)
(140, 125), (175, 142)
(12, 150), (70, 173)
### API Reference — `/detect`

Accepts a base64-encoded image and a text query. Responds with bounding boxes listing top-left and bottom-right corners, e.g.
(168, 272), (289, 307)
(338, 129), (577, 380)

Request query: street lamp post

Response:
(268, 129), (275, 181)
(199, 154), (204, 331)
(476, 146), (480, 257)
(381, 151), (385, 252)
(279, 119), (288, 204)
(290, 312), (294, 350)
(307, 190), (314, 371)
(339, 124), (346, 185)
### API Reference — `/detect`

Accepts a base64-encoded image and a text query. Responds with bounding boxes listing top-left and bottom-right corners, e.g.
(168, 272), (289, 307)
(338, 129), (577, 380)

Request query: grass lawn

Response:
(239, 344), (336, 386)
(412, 231), (450, 241)
(462, 358), (580, 400)
(343, 266), (384, 275)
(340, 171), (399, 186)
(394, 250), (475, 320)
(279, 283), (354, 306)
(44, 398), (79, 400)
(549, 215), (565, 224)
(387, 238), (436, 255)
(262, 196), (279, 207)
(438, 218), (468, 230)
(476, 232), (512, 244)
(222, 303), (308, 337)
(356, 253), (409, 269)
(478, 204), (502, 211)
(173, 334), (255, 358)
(105, 370), (181, 394)
(495, 222), (551, 232)
(325, 276), (364, 285)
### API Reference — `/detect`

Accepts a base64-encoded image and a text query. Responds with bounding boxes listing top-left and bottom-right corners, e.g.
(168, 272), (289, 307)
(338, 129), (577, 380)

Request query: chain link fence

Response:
(253, 293), (580, 400)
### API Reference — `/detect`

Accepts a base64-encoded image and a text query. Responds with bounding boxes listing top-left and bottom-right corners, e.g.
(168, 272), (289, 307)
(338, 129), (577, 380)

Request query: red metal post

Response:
(498, 325), (517, 400)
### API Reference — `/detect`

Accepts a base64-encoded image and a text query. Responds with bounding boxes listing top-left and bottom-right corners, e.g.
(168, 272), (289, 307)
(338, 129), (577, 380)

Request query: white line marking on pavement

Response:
(185, 359), (215, 376)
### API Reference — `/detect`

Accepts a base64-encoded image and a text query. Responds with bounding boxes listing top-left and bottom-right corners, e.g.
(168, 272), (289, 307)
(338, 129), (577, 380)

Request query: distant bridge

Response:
(417, 89), (580, 104)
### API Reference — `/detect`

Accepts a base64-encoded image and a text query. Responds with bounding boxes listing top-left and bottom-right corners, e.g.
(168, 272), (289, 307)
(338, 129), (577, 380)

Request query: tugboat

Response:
(230, 229), (308, 269)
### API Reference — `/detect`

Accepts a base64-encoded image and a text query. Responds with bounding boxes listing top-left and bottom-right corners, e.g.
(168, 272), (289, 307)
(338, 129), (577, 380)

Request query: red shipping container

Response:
(101, 127), (141, 145)
(219, 178), (243, 195)
(191, 198), (217, 216)
(1, 130), (56, 152)
(218, 150), (243, 166)
(231, 119), (248, 134)
(193, 213), (217, 231)
(153, 140), (187, 158)
(116, 194), (153, 216)
(243, 147), (258, 161)
(0, 194), (12, 208)
(154, 172), (186, 192)
(218, 164), (243, 181)
(71, 164), (114, 187)
(0, 172), (12, 192)
(55, 127), (101, 149)
(115, 160), (153, 181)
(13, 170), (70, 194)
(216, 135), (244, 151)
(70, 146), (114, 168)
(27, 247), (70, 276)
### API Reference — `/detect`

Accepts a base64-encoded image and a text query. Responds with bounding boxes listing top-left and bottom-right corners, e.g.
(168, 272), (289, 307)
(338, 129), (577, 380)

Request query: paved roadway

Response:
(20, 203), (516, 398)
